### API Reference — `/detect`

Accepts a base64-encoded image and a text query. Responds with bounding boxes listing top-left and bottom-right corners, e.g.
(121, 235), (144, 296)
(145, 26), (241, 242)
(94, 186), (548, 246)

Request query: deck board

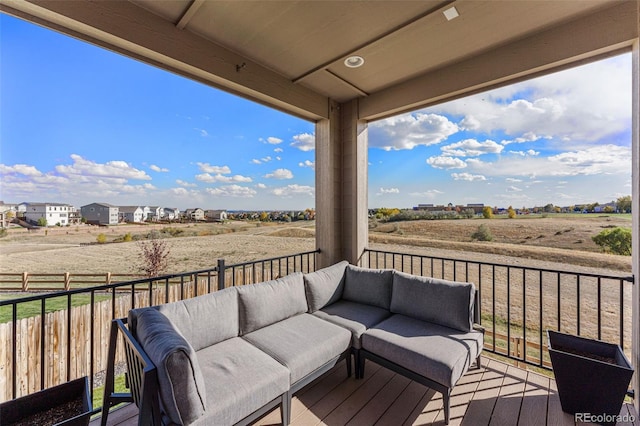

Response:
(93, 357), (638, 426)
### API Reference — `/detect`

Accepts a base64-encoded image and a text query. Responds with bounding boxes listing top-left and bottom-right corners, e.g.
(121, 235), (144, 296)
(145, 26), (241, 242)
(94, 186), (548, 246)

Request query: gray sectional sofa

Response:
(101, 261), (483, 426)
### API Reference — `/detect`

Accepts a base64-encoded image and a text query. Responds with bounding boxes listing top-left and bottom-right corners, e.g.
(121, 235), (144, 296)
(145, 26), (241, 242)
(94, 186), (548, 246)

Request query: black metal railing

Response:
(361, 248), (634, 370)
(0, 250), (319, 404)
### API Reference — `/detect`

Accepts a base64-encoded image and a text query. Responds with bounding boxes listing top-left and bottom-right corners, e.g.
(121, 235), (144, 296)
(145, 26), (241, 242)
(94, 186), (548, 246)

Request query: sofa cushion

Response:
(313, 300), (391, 349)
(193, 337), (289, 426)
(343, 265), (393, 310)
(391, 271), (475, 332)
(362, 314), (483, 388)
(243, 313), (351, 384)
(303, 260), (349, 312)
(135, 308), (207, 425)
(237, 272), (307, 335)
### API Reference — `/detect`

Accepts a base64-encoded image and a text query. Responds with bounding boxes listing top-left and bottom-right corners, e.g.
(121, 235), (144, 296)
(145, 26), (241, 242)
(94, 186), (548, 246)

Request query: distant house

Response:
(119, 206), (145, 223)
(205, 209), (227, 222)
(164, 208), (180, 220)
(24, 202), (74, 226)
(184, 208), (205, 221)
(81, 202), (119, 225)
(147, 206), (164, 221)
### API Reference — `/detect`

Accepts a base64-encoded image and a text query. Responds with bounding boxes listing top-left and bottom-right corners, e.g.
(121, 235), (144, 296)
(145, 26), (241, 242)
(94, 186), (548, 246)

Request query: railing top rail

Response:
(363, 248), (634, 283)
(224, 248), (320, 269)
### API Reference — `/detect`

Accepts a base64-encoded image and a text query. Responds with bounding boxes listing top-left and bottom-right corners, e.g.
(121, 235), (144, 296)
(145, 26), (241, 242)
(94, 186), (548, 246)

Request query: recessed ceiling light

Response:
(443, 6), (459, 21)
(344, 55), (365, 68)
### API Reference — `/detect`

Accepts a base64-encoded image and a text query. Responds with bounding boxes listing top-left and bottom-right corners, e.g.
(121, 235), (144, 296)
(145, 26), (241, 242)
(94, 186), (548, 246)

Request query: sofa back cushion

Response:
(342, 265), (393, 310)
(129, 287), (239, 352)
(237, 272), (307, 334)
(135, 308), (207, 425)
(391, 270), (475, 332)
(304, 261), (349, 312)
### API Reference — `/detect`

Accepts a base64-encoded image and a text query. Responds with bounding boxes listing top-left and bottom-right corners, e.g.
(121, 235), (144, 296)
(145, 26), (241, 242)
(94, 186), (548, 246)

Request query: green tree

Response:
(482, 206), (493, 219)
(37, 217), (47, 227)
(592, 227), (631, 256)
(616, 195), (632, 213)
(543, 203), (555, 213)
(507, 206), (516, 219)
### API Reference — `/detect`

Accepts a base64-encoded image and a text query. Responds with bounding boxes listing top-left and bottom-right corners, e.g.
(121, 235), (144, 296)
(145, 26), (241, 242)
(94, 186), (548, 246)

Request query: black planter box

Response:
(0, 377), (92, 426)
(548, 330), (633, 425)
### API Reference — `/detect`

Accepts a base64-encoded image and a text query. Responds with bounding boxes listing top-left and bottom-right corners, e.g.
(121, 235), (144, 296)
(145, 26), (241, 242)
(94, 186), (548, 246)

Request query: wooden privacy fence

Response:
(0, 272), (145, 291)
(0, 263), (291, 403)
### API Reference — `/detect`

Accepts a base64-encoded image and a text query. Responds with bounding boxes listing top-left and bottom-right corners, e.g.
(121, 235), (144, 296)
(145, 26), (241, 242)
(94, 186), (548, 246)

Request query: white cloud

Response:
(197, 129), (209, 137)
(260, 136), (282, 145)
(276, 156), (281, 161)
(377, 187), (400, 195)
(150, 164), (169, 172)
(441, 139), (503, 157)
(251, 156), (272, 164)
(206, 185), (256, 197)
(507, 186), (523, 192)
(176, 179), (197, 187)
(426, 156), (467, 169)
(0, 164), (43, 176)
(264, 168), (294, 179)
(56, 154), (151, 180)
(271, 184), (314, 197)
(451, 173), (486, 181)
(298, 160), (315, 170)
(429, 54), (631, 143)
(274, 148), (283, 153)
(290, 133), (315, 151)
(256, 183), (267, 189)
(370, 113), (459, 151)
(409, 189), (444, 198)
(196, 162), (231, 174)
(196, 173), (252, 183)
(509, 150), (540, 157)
(506, 178), (522, 183)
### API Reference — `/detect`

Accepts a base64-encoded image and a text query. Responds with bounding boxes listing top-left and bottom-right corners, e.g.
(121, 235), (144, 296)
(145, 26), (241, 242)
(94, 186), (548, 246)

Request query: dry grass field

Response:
(0, 214), (630, 275)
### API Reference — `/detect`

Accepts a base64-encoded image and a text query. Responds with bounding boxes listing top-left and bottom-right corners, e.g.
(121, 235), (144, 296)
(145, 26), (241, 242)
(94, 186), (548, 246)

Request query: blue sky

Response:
(0, 14), (632, 211)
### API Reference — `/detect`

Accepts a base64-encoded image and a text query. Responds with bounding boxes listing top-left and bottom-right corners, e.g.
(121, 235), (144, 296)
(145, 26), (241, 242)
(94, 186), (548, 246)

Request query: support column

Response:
(315, 101), (342, 268)
(632, 36), (639, 412)
(315, 99), (369, 267)
(340, 99), (369, 265)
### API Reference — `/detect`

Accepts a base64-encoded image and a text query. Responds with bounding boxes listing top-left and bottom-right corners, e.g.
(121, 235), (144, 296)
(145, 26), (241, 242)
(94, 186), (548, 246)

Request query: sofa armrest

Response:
(473, 324), (486, 334)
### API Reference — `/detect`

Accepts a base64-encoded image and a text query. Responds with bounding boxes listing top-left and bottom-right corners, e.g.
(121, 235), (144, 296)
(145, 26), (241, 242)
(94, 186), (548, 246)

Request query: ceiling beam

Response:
(359, 1), (639, 121)
(1, 0), (329, 121)
(176, 0), (205, 30)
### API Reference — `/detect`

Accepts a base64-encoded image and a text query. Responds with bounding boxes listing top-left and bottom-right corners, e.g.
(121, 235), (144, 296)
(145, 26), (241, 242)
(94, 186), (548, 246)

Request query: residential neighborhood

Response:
(0, 201), (190, 227)
(0, 200), (316, 228)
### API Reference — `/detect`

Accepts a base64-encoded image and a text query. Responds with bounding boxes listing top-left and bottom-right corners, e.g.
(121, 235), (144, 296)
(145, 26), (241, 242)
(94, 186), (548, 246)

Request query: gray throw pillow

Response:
(390, 270), (475, 332)
(135, 308), (207, 425)
(342, 265), (393, 310)
(303, 261), (348, 312)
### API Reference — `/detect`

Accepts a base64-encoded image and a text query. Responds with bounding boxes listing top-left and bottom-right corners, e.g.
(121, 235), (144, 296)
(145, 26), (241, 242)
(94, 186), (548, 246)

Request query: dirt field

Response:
(0, 214), (631, 275)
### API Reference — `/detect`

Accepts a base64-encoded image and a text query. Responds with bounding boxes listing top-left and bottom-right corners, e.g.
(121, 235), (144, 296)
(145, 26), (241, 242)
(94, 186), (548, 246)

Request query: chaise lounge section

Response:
(102, 262), (483, 425)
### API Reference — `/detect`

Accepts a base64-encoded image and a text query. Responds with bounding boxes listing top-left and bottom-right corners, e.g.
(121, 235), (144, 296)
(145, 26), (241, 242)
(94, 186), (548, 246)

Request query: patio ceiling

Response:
(1, 0), (637, 121)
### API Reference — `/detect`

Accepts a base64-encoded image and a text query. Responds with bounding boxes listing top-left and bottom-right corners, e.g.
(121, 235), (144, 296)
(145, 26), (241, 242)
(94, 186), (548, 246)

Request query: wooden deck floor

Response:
(95, 357), (638, 426)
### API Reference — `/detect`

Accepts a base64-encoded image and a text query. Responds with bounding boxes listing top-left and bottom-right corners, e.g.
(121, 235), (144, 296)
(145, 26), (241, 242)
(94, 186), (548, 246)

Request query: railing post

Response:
(217, 259), (226, 290)
(22, 272), (28, 291)
(106, 272), (112, 285)
(64, 272), (71, 290)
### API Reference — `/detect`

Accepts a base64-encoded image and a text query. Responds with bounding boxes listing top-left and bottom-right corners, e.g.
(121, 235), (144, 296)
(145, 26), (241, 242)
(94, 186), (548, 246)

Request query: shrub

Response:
(507, 206), (516, 219)
(138, 237), (171, 277)
(0, 229), (7, 238)
(123, 233), (132, 242)
(592, 227), (631, 256)
(471, 224), (493, 241)
(37, 217), (47, 227)
(96, 233), (107, 244)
